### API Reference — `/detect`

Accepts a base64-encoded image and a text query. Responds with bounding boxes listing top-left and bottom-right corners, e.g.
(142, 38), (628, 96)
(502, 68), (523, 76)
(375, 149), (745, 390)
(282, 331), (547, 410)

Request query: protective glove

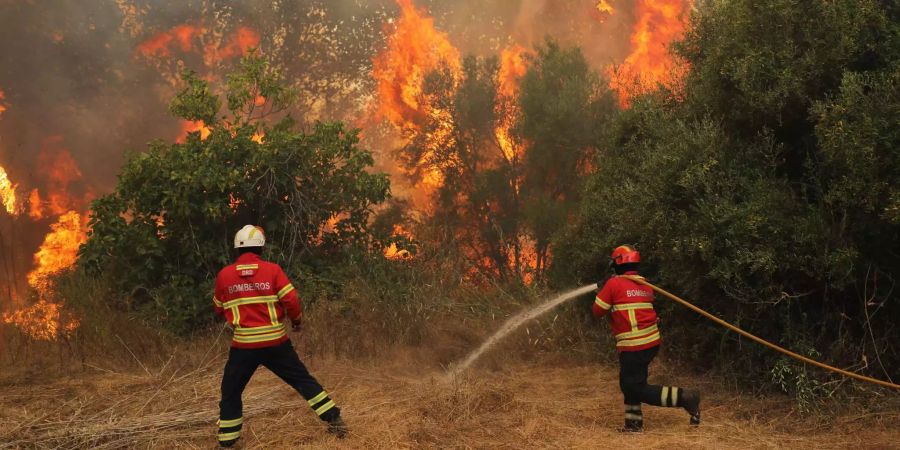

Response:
(291, 318), (302, 332)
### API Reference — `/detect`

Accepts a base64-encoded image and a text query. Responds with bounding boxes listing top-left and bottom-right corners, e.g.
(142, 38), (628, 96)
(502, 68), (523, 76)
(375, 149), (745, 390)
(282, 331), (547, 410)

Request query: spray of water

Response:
(449, 284), (597, 376)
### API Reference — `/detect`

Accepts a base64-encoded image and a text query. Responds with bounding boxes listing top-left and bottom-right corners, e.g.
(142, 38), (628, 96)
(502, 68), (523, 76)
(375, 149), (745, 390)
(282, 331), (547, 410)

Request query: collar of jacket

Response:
(236, 252), (262, 263)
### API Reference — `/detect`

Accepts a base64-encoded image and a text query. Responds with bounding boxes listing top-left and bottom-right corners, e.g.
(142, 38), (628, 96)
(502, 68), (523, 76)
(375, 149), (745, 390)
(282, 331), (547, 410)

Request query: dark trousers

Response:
(217, 340), (340, 443)
(618, 345), (681, 410)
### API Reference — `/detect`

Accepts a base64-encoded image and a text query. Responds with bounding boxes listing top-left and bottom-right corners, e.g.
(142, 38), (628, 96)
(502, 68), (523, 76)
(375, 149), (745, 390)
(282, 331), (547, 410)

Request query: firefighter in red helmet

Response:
(593, 244), (701, 432)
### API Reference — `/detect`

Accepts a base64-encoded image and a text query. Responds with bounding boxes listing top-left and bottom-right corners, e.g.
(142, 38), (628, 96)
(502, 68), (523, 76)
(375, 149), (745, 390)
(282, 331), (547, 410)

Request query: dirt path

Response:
(2, 355), (898, 449)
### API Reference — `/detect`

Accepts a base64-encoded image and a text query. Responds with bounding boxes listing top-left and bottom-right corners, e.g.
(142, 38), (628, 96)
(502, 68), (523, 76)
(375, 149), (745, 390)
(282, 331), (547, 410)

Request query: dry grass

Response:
(1, 333), (898, 450)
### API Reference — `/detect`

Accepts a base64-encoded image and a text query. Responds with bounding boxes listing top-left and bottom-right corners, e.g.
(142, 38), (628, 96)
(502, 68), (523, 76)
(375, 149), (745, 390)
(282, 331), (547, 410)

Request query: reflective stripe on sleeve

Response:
(594, 296), (612, 310)
(213, 296), (223, 307)
(277, 283), (295, 299)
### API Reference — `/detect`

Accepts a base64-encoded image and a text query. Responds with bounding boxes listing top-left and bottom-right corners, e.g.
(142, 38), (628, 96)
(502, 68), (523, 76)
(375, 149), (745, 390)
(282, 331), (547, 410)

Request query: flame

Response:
(28, 188), (43, 219)
(608, 0), (690, 106)
(596, 0), (615, 15)
(26, 211), (87, 295)
(251, 132), (265, 143)
(0, 87), (6, 117)
(0, 165), (18, 215)
(2, 299), (79, 341)
(205, 27), (260, 64)
(137, 24), (259, 65)
(373, 0), (461, 129)
(383, 225), (414, 260)
(177, 120), (212, 143)
(372, 0), (462, 192)
(136, 24), (202, 58)
(495, 45), (529, 162)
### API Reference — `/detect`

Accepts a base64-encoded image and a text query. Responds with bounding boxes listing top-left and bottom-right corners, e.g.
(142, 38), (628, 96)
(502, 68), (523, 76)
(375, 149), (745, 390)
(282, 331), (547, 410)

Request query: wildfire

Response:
(495, 45), (529, 162)
(372, 0), (461, 130)
(384, 225), (414, 260)
(608, 0), (690, 106)
(177, 120), (212, 143)
(596, 0), (615, 15)
(2, 299), (79, 341)
(0, 87), (6, 117)
(26, 211), (87, 295)
(27, 139), (86, 218)
(136, 24), (259, 66)
(372, 0), (462, 191)
(0, 165), (18, 215)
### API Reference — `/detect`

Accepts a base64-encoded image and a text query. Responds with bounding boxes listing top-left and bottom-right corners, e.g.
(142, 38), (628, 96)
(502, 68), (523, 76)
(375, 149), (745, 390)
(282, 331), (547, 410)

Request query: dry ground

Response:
(1, 340), (899, 450)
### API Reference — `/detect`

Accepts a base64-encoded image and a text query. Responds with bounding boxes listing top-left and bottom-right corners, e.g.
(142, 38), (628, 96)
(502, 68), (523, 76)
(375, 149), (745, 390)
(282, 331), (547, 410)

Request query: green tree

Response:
(79, 54), (390, 332)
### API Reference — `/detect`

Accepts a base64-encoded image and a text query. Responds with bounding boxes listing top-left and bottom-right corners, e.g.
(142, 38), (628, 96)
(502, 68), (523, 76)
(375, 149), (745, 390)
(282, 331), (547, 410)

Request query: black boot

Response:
(326, 415), (349, 438)
(680, 390), (701, 425)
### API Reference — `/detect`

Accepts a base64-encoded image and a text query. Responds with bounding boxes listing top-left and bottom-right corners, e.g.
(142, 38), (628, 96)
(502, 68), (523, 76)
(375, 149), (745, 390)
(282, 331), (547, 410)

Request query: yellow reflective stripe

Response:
(315, 400), (336, 416)
(628, 309), (638, 331)
(234, 323), (285, 335)
(218, 417), (243, 427)
(236, 264), (259, 270)
(217, 431), (241, 441)
(661, 386), (670, 407)
(267, 302), (278, 325)
(672, 387), (679, 407)
(232, 329), (286, 343)
(231, 306), (240, 326)
(624, 412), (642, 420)
(277, 283), (295, 299)
(594, 296), (611, 310)
(213, 296), (223, 307)
(616, 331), (661, 348)
(308, 391), (329, 406)
(615, 324), (659, 341)
(610, 302), (654, 311)
(222, 295), (278, 309)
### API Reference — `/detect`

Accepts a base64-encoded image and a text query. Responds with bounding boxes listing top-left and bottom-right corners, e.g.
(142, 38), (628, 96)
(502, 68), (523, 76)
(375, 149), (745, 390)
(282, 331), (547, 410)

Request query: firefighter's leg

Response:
(262, 341), (345, 435)
(629, 346), (702, 425)
(618, 350), (646, 431)
(218, 347), (260, 447)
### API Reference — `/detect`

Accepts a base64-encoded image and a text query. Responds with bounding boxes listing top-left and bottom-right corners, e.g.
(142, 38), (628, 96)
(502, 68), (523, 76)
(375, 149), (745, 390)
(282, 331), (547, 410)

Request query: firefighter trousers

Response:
(618, 345), (682, 408)
(217, 340), (340, 444)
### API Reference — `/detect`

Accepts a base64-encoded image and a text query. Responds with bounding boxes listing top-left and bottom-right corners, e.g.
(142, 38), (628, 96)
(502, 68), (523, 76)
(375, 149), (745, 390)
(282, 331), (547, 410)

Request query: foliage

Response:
(554, 0), (900, 394)
(79, 54), (390, 332)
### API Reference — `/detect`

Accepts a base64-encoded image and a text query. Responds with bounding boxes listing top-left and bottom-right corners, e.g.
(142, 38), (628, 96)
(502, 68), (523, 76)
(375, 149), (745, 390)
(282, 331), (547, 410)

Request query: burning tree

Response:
(79, 54), (390, 332)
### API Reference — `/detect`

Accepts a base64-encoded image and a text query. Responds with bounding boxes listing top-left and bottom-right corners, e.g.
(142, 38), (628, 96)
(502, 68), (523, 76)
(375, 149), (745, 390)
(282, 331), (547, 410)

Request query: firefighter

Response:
(213, 225), (348, 447)
(593, 244), (701, 432)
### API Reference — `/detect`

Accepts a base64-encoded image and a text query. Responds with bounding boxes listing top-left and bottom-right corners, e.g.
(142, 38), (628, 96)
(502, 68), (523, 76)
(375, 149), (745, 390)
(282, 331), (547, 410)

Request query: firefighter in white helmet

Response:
(212, 225), (347, 447)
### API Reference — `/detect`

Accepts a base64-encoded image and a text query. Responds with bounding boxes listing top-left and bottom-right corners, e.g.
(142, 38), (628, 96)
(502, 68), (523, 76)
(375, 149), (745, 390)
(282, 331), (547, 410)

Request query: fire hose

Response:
(621, 275), (900, 391)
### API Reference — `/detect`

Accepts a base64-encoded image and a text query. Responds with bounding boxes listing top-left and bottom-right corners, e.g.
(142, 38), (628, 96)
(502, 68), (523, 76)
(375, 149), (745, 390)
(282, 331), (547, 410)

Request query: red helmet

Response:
(610, 245), (640, 265)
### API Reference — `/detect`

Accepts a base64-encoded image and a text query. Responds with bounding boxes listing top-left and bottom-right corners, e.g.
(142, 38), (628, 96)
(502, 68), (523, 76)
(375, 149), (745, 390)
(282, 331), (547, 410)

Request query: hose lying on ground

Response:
(621, 275), (900, 391)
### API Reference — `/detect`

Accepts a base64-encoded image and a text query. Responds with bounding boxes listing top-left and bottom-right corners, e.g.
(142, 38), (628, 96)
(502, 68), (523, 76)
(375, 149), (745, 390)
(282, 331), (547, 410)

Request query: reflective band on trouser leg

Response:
(624, 404), (643, 421)
(659, 386), (680, 407)
(308, 391), (336, 417)
(217, 416), (243, 443)
(660, 386), (669, 407)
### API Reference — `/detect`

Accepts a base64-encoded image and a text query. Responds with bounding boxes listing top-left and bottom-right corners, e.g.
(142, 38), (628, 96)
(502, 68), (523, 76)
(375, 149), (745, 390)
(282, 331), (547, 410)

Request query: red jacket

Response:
(213, 252), (301, 349)
(592, 272), (661, 352)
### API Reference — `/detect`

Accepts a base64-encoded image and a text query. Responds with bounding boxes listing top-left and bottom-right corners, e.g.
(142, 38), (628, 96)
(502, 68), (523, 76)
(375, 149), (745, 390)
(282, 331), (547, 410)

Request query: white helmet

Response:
(234, 225), (265, 248)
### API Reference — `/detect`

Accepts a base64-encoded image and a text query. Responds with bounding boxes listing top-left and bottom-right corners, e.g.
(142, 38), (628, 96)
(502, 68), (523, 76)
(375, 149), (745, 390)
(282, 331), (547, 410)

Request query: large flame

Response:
(27, 139), (86, 218)
(372, 0), (461, 130)
(26, 210), (87, 295)
(372, 0), (462, 191)
(495, 44), (529, 162)
(0, 165), (18, 215)
(608, 0), (690, 106)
